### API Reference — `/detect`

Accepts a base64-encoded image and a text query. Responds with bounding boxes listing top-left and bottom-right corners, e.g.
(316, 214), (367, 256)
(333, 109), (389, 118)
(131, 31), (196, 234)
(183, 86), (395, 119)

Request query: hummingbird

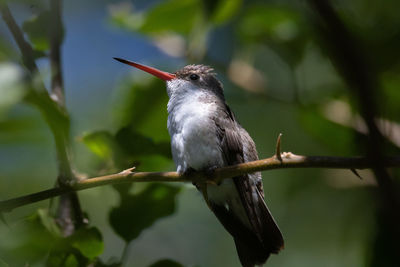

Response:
(114, 58), (284, 267)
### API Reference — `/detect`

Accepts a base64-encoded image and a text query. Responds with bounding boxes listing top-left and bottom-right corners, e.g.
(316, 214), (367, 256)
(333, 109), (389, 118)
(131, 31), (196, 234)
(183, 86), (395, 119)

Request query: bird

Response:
(114, 58), (284, 267)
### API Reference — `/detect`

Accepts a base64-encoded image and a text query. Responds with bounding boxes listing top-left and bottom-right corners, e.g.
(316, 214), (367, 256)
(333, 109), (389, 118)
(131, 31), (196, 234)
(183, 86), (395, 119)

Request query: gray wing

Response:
(212, 104), (284, 266)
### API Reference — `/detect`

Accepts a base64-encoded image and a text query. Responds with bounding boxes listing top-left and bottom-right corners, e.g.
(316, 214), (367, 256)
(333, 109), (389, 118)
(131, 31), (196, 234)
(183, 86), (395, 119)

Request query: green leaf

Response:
(37, 208), (62, 237)
(109, 183), (181, 242)
(81, 128), (171, 171)
(71, 227), (104, 260)
(382, 71), (400, 123)
(114, 76), (169, 131)
(25, 89), (70, 136)
(117, 79), (171, 142)
(46, 251), (67, 267)
(239, 5), (301, 42)
(82, 131), (122, 160)
(22, 11), (52, 51)
(91, 258), (121, 267)
(0, 63), (26, 118)
(64, 254), (79, 267)
(110, 0), (201, 35)
(46, 251), (81, 267)
(238, 4), (307, 65)
(115, 127), (171, 159)
(46, 227), (103, 266)
(141, 0), (199, 34)
(148, 259), (184, 267)
(82, 79), (172, 170)
(0, 210), (57, 264)
(22, 11), (64, 52)
(108, 2), (144, 31)
(211, 0), (242, 25)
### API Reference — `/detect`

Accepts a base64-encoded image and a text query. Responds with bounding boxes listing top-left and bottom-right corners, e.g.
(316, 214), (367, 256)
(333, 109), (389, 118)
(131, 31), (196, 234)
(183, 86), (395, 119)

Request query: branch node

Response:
(275, 133), (283, 162)
(119, 166), (136, 175)
(282, 152), (295, 159)
(57, 177), (77, 188)
(350, 168), (363, 180)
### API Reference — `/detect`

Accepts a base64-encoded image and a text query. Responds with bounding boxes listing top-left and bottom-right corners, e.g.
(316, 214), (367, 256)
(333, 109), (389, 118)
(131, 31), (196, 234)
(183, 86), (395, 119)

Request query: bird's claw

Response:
(186, 166), (220, 188)
(203, 166), (220, 186)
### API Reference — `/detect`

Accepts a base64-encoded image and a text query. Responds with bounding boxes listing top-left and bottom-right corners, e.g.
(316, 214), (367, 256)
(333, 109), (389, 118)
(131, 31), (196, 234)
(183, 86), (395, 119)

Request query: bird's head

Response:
(114, 58), (224, 100)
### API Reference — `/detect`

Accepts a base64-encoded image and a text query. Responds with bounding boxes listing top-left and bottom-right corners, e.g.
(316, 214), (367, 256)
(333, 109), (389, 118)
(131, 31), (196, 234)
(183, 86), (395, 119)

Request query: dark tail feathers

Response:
(234, 237), (270, 267)
(209, 201), (283, 267)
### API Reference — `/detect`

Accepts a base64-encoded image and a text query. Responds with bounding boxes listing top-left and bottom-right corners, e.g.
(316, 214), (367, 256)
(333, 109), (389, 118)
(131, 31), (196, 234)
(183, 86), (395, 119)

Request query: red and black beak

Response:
(114, 57), (175, 81)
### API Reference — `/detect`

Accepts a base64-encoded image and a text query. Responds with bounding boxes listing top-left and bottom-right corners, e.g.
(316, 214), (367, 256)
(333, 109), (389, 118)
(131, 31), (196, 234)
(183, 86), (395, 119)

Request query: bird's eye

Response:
(190, 74), (199, 81)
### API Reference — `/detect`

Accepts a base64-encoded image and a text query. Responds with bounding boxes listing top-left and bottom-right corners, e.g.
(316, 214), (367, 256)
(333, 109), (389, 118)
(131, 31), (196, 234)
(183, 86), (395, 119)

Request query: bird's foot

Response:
(204, 166), (217, 177)
(182, 167), (196, 177)
(185, 166), (219, 188)
(181, 168), (201, 189)
(203, 166), (220, 185)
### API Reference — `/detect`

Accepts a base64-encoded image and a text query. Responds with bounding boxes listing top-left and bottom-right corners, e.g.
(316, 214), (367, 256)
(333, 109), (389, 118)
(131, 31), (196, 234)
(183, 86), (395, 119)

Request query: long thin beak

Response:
(114, 57), (175, 81)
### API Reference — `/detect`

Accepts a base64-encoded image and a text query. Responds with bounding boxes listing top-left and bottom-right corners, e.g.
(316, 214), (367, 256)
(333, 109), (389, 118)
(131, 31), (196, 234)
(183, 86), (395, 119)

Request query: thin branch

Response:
(49, 0), (65, 107)
(48, 0), (72, 182)
(48, 0), (84, 235)
(0, 4), (46, 91)
(1, 153), (400, 213)
(0, 4), (36, 72)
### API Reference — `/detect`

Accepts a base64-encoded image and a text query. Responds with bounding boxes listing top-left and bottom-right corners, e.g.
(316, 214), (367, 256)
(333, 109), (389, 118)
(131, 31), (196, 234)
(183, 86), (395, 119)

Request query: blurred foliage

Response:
(1, 0), (400, 266)
(22, 11), (53, 52)
(0, 209), (103, 266)
(0, 258), (8, 267)
(208, 0), (242, 25)
(109, 183), (180, 243)
(110, 0), (201, 35)
(82, 78), (172, 172)
(0, 63), (26, 118)
(299, 107), (360, 155)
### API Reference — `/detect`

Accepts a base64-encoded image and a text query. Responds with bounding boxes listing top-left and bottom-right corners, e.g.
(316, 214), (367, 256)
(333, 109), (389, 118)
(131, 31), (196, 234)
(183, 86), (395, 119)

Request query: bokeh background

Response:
(0, 0), (399, 266)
